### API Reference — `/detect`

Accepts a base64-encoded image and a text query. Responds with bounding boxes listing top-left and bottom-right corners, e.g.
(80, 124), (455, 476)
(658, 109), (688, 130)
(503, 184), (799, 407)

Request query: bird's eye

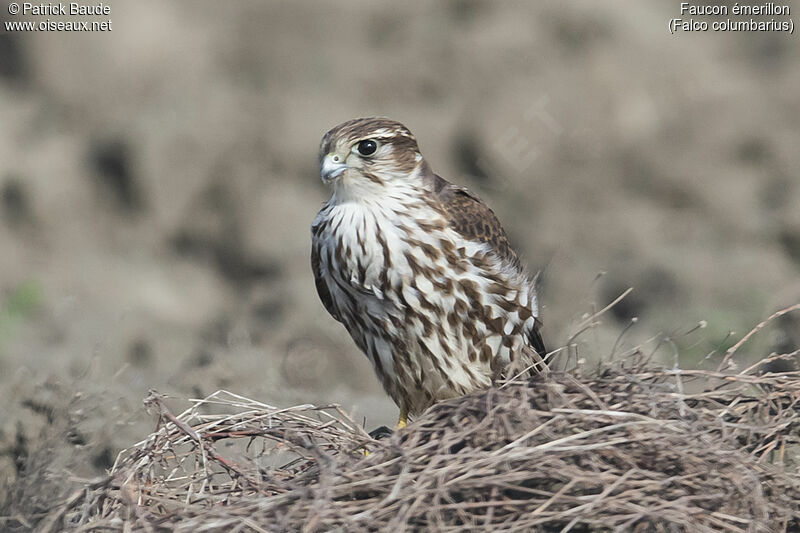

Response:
(356, 139), (378, 156)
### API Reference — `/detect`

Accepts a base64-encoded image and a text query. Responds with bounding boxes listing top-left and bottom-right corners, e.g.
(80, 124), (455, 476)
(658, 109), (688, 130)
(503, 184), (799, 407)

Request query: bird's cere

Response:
(320, 154), (347, 183)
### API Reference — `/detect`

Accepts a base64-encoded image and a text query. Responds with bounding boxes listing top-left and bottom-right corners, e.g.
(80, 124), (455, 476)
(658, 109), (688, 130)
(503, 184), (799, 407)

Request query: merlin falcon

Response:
(311, 117), (546, 427)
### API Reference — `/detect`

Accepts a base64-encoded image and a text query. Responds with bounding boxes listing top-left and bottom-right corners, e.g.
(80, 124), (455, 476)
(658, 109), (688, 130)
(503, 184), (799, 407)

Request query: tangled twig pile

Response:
(56, 345), (800, 532)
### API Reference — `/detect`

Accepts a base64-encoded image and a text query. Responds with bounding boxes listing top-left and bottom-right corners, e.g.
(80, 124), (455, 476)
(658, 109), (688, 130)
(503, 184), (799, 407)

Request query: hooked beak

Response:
(320, 154), (347, 183)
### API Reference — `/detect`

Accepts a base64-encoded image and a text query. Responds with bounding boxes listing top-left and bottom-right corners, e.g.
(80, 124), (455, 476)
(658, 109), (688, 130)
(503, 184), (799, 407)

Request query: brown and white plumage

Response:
(311, 117), (545, 424)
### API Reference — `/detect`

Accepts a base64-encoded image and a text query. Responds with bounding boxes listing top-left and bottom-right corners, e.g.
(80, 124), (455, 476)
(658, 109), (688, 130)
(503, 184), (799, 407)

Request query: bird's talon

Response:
(397, 408), (408, 429)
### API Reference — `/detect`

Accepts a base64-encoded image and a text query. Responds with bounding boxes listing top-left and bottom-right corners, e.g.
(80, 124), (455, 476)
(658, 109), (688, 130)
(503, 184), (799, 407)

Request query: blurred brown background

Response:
(1, 0), (799, 490)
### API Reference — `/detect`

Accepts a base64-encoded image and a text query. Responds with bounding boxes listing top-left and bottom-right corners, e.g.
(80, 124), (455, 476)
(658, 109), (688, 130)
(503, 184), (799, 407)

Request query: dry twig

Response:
(60, 349), (800, 532)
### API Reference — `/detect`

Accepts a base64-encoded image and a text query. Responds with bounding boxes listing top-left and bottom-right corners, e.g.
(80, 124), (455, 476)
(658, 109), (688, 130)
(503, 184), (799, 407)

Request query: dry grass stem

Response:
(52, 348), (800, 532)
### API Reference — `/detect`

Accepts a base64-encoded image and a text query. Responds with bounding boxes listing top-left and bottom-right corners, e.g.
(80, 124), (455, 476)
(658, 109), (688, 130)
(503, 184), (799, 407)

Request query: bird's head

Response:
(319, 118), (426, 197)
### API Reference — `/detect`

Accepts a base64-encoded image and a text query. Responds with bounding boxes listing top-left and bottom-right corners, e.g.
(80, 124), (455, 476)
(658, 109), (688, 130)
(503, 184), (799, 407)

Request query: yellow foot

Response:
(397, 408), (408, 429)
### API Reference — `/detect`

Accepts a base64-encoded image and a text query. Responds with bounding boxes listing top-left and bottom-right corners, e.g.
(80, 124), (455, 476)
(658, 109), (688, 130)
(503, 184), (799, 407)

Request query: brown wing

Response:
(428, 173), (520, 268)
(530, 317), (547, 358)
(311, 238), (342, 323)
(429, 172), (547, 357)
